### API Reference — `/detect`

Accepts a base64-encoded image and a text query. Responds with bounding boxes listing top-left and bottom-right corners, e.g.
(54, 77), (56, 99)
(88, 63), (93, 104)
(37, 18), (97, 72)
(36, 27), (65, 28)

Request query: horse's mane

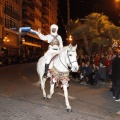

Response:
(59, 47), (68, 57)
(60, 46), (68, 53)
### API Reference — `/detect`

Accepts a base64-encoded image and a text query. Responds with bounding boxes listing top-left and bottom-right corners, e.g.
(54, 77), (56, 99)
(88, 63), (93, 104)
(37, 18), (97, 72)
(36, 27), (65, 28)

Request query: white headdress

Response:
(50, 24), (58, 36)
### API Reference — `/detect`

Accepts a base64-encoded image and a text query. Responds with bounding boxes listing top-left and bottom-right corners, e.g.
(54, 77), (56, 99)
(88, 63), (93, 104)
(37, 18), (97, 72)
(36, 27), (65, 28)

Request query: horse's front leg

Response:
(63, 83), (72, 112)
(41, 77), (47, 99)
(47, 80), (55, 99)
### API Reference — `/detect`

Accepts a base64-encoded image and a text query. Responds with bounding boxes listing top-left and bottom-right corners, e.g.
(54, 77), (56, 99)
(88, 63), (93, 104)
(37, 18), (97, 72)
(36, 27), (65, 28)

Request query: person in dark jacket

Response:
(93, 62), (106, 85)
(84, 62), (92, 84)
(89, 63), (98, 85)
(111, 51), (120, 101)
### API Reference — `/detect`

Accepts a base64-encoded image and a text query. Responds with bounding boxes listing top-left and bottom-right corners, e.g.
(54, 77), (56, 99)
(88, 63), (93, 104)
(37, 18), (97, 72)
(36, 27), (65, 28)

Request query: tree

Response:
(66, 19), (91, 56)
(66, 12), (120, 55)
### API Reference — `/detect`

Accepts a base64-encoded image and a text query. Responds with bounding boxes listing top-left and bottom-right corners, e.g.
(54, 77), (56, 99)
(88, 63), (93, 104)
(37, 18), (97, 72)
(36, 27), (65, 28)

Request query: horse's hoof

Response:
(47, 96), (51, 99)
(43, 97), (47, 100)
(46, 94), (51, 99)
(66, 109), (72, 112)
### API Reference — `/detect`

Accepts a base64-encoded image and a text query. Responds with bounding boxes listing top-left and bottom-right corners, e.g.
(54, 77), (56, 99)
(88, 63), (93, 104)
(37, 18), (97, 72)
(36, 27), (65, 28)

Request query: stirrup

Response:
(43, 73), (47, 78)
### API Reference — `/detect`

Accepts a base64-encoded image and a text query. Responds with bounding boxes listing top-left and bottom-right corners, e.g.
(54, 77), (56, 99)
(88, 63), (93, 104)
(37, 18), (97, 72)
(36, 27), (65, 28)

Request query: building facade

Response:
(0, 0), (3, 48)
(0, 0), (58, 61)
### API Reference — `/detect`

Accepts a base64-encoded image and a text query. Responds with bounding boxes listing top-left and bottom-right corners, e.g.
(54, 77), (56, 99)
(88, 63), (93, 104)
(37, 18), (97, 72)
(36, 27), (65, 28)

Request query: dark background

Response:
(58, 0), (119, 43)
(59, 0), (119, 25)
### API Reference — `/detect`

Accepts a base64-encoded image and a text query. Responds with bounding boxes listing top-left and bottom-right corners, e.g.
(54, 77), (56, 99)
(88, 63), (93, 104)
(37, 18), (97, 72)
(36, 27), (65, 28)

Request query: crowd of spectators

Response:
(0, 54), (39, 66)
(71, 51), (116, 86)
(70, 50), (120, 101)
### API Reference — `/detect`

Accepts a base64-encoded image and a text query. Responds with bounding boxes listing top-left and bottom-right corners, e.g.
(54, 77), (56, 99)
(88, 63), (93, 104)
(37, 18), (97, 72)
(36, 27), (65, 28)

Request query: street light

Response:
(22, 38), (25, 42)
(115, 0), (120, 9)
(68, 35), (72, 43)
(3, 35), (9, 42)
(115, 0), (120, 2)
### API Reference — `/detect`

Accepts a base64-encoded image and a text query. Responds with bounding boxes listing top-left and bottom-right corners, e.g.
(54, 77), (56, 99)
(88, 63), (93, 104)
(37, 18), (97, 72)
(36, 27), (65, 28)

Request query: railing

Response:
(42, 9), (49, 15)
(22, 1), (35, 10)
(4, 8), (20, 20)
(39, 16), (48, 24)
(12, 0), (19, 4)
(0, 0), (2, 4)
(22, 15), (34, 22)
(40, 0), (46, 4)
(43, 17), (49, 23)
(40, 0), (49, 7)
(43, 2), (49, 7)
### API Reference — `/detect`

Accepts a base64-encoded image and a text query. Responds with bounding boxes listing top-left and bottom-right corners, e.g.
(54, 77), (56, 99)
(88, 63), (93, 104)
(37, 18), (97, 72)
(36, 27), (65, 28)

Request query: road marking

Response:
(56, 92), (76, 100)
(33, 82), (40, 86)
(116, 111), (120, 114)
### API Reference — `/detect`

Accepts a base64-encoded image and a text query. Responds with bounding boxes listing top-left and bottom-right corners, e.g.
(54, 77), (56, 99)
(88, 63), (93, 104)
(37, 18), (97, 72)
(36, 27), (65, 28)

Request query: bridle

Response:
(58, 49), (77, 71)
(67, 50), (78, 66)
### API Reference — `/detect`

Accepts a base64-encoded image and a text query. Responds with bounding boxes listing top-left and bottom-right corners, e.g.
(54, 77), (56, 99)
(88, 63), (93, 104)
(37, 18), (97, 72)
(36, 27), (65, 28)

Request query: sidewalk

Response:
(0, 94), (119, 120)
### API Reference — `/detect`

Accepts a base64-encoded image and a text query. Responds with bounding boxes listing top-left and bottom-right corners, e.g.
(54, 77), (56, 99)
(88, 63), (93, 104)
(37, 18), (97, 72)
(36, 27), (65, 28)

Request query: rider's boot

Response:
(43, 64), (49, 78)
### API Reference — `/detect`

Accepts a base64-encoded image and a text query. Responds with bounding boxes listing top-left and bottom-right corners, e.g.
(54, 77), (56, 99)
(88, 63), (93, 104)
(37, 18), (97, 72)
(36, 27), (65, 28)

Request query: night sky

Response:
(58, 0), (119, 43)
(59, 0), (119, 26)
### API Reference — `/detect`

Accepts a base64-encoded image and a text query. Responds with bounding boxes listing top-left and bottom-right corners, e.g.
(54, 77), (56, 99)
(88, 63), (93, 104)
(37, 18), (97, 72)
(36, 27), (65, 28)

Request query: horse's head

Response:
(66, 44), (79, 72)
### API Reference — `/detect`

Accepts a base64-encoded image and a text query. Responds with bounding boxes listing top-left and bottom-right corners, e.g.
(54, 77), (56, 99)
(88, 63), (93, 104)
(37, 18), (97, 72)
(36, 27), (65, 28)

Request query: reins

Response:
(59, 54), (70, 71)
(67, 50), (77, 65)
(58, 49), (77, 72)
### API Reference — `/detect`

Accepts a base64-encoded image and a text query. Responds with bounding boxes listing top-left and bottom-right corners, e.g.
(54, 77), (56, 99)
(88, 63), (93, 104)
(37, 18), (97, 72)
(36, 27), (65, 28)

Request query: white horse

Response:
(37, 44), (79, 112)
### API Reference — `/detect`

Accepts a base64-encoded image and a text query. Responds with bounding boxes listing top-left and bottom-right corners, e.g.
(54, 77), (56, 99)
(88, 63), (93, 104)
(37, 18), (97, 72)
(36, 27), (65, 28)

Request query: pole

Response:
(67, 0), (70, 23)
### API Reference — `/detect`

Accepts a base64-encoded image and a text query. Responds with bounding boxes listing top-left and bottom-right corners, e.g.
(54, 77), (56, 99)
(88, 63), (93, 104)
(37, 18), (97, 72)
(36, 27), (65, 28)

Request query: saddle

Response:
(48, 55), (70, 85)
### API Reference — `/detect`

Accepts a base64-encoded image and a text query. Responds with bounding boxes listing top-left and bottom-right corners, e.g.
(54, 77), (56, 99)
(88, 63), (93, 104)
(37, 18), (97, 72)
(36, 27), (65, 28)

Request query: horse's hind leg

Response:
(40, 77), (47, 99)
(47, 81), (55, 99)
(63, 84), (72, 112)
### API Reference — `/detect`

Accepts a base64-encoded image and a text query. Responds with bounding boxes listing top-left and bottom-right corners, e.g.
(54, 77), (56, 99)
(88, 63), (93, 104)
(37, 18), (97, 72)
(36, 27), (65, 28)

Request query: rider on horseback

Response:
(37, 24), (63, 78)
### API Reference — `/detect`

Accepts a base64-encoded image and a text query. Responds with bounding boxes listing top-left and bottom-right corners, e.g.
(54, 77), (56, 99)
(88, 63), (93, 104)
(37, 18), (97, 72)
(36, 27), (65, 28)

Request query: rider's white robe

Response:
(37, 33), (63, 64)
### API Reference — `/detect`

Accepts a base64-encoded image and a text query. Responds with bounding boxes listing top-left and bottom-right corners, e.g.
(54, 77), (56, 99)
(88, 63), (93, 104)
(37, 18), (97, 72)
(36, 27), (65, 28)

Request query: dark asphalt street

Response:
(0, 62), (120, 120)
